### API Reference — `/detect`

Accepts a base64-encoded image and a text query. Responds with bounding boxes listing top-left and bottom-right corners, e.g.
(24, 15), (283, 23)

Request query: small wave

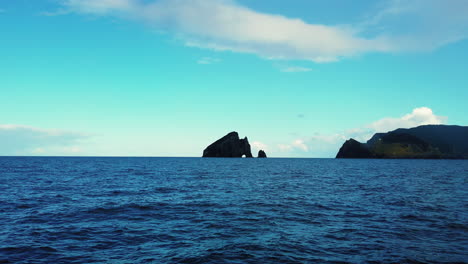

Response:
(312, 203), (334, 210)
(399, 214), (436, 223)
(154, 187), (178, 193)
(344, 212), (375, 218)
(133, 171), (154, 176)
(86, 202), (170, 214)
(324, 234), (349, 241)
(446, 222), (468, 231)
(0, 246), (58, 253)
(15, 203), (35, 209)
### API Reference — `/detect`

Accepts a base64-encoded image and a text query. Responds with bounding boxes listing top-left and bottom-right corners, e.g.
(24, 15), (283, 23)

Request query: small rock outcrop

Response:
(203, 132), (253, 158)
(258, 150), (267, 158)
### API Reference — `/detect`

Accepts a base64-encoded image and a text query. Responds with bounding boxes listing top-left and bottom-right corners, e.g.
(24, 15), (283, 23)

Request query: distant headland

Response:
(336, 125), (468, 159)
(202, 132), (267, 158)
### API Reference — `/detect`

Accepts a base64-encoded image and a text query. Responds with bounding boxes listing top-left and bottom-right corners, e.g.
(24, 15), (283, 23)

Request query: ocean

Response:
(0, 157), (467, 263)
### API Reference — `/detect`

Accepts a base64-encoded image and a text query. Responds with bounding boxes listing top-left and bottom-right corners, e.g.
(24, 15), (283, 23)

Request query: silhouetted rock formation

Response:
(203, 132), (253, 158)
(258, 150), (267, 158)
(336, 139), (373, 158)
(336, 125), (468, 159)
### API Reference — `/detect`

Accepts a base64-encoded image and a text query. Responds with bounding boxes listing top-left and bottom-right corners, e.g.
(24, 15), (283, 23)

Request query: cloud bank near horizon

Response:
(275, 107), (448, 157)
(0, 124), (89, 155)
(59, 0), (468, 62)
(0, 108), (448, 157)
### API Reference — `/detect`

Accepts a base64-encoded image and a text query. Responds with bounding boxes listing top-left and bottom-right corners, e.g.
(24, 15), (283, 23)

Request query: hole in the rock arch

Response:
(242, 155), (246, 158)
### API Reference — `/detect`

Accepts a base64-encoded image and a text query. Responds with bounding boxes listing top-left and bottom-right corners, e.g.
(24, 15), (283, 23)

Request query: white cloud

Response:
(58, 0), (468, 63)
(277, 144), (293, 152)
(280, 66), (312, 73)
(274, 107), (447, 157)
(31, 147), (46, 154)
(276, 134), (344, 156)
(0, 124), (89, 155)
(368, 107), (447, 133)
(197, 57), (221, 64)
(277, 139), (309, 153)
(252, 141), (268, 152)
(362, 0), (468, 51)
(335, 107), (447, 144)
(292, 139), (309, 151)
(40, 9), (71, 16)
(344, 128), (374, 143)
(342, 107), (447, 145)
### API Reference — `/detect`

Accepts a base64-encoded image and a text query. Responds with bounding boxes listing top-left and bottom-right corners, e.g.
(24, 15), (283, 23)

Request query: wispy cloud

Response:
(197, 57), (221, 65)
(252, 141), (268, 152)
(58, 0), (468, 63)
(280, 66), (313, 73)
(361, 0), (468, 51)
(0, 124), (90, 155)
(40, 9), (71, 16)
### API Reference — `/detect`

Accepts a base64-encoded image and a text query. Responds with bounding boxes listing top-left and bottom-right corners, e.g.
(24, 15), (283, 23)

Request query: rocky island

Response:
(203, 132), (261, 158)
(336, 125), (468, 159)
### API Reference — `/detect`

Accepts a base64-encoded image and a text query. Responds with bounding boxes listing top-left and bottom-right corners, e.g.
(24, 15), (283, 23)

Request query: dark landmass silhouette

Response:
(336, 125), (468, 159)
(336, 138), (373, 159)
(258, 150), (267, 158)
(203, 132), (254, 158)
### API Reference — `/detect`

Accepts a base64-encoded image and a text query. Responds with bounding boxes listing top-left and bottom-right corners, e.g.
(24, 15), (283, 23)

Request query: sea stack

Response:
(203, 132), (253, 158)
(258, 150), (267, 158)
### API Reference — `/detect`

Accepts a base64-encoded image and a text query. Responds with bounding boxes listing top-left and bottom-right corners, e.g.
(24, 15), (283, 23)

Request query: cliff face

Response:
(368, 132), (442, 159)
(336, 125), (468, 159)
(202, 132), (253, 158)
(336, 139), (373, 158)
(390, 125), (468, 155)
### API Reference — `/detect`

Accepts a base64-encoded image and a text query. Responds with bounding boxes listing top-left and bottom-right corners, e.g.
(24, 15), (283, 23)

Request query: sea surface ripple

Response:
(0, 157), (467, 263)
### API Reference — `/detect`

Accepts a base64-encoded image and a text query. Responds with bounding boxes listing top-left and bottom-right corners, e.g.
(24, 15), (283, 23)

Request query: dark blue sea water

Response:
(0, 157), (467, 264)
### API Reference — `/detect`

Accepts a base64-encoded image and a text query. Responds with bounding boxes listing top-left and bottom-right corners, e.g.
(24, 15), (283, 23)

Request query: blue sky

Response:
(1, 0), (467, 157)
